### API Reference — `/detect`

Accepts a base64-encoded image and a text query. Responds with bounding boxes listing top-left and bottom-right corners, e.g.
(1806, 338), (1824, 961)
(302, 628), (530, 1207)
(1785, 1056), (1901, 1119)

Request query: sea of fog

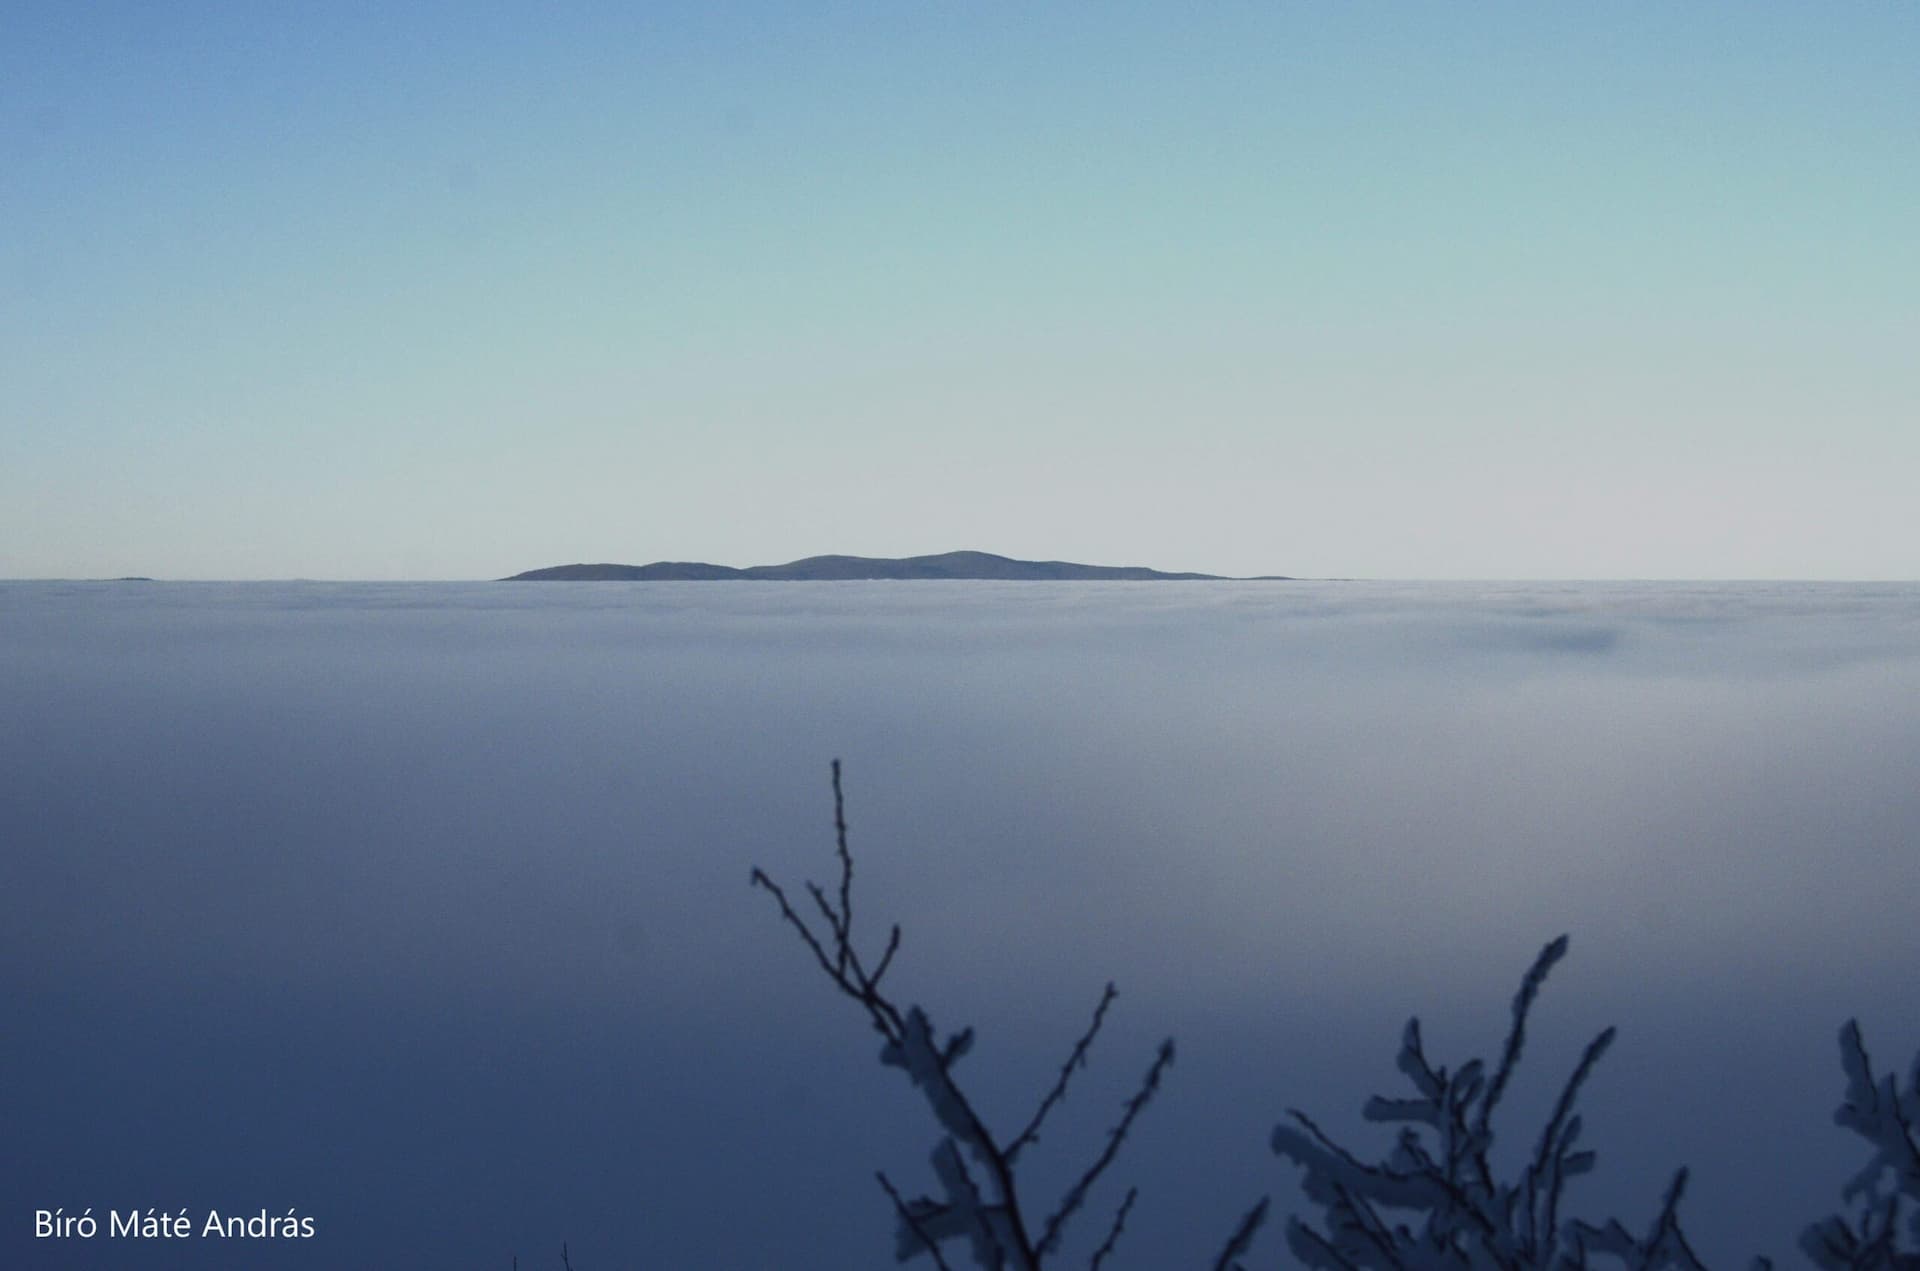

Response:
(3, 580), (1917, 1269)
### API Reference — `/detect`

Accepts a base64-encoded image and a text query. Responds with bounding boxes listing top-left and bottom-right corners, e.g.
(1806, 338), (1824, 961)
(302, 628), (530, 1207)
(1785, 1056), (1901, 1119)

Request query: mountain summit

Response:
(503, 551), (1290, 582)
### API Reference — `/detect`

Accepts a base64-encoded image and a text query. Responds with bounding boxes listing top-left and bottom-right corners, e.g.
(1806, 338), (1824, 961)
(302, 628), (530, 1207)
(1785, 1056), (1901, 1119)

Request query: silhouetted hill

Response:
(503, 551), (1291, 581)
(509, 561), (743, 581)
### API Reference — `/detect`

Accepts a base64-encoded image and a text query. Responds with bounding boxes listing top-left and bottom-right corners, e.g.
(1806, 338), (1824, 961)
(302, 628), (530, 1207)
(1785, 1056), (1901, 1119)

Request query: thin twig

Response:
(1010, 982), (1119, 1163)
(1088, 1187), (1137, 1271)
(1211, 1196), (1270, 1271)
(1479, 935), (1570, 1146)
(832, 758), (852, 973)
(1527, 1026), (1615, 1250)
(749, 869), (842, 988)
(873, 923), (903, 987)
(750, 865), (905, 1042)
(1037, 1039), (1174, 1256)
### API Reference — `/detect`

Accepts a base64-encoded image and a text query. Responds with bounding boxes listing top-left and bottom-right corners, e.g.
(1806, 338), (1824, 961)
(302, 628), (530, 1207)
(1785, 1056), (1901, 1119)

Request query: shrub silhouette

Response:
(1800, 1023), (1920, 1269)
(754, 764), (1919, 1269)
(1272, 934), (1705, 1269)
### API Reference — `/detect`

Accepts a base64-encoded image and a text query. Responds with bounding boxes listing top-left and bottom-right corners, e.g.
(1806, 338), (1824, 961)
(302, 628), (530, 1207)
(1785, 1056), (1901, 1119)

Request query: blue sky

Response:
(4, 2), (1915, 579)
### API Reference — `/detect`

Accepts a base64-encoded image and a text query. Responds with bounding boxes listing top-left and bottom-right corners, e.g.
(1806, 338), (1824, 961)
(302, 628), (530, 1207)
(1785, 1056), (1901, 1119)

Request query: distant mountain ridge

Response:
(503, 551), (1291, 582)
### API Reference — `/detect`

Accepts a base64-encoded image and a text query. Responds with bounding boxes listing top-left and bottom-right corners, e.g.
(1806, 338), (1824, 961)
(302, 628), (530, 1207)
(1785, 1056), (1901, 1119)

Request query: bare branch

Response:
(1010, 982), (1119, 1164)
(832, 758), (853, 973)
(749, 867), (841, 985)
(872, 923), (903, 989)
(1088, 1187), (1137, 1271)
(1211, 1196), (1271, 1271)
(1037, 1039), (1175, 1257)
(754, 764), (1186, 1271)
(807, 879), (845, 943)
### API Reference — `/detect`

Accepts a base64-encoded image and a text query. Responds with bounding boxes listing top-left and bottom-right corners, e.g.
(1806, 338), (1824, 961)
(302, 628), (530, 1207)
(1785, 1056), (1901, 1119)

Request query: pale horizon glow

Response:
(3, 3), (1915, 581)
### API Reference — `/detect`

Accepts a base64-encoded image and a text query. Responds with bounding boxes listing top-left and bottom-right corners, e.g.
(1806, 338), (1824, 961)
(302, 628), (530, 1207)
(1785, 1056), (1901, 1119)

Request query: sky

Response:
(3, 2), (1916, 580)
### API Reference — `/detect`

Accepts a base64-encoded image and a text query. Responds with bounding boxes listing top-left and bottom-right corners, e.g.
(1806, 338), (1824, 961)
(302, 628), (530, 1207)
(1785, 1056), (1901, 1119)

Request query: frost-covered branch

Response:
(1275, 935), (1704, 1269)
(754, 769), (1920, 1270)
(1799, 1021), (1920, 1269)
(880, 1170), (957, 1271)
(1570, 1166), (1708, 1270)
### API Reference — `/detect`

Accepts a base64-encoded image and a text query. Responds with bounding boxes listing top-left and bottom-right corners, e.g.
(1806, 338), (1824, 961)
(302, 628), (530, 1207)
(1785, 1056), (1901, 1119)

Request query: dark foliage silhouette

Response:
(1273, 934), (1707, 1269)
(1799, 1023), (1920, 1269)
(754, 765), (1920, 1269)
